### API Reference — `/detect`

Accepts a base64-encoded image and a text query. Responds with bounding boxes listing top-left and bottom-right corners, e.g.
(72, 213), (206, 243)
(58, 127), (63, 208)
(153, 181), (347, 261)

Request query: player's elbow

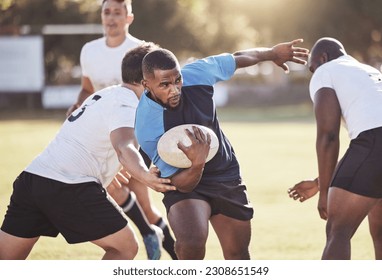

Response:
(176, 185), (196, 193)
(317, 128), (339, 143)
(172, 179), (198, 193)
(324, 131), (339, 144)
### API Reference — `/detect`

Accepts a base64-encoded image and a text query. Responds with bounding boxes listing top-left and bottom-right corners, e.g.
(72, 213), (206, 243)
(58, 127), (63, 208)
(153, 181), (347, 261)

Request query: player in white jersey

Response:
(67, 0), (177, 260)
(0, 43), (175, 259)
(28, 86), (139, 187)
(288, 37), (382, 259)
(80, 34), (142, 93)
(67, 2), (143, 110)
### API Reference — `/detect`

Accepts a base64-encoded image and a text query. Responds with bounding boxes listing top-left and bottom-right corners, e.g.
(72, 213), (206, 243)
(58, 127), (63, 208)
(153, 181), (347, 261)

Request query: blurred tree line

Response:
(1, 0), (382, 85)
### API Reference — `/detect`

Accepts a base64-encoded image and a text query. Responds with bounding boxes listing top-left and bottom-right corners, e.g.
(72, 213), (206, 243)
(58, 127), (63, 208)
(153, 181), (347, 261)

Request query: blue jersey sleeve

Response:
(152, 155), (180, 178)
(181, 53), (236, 87)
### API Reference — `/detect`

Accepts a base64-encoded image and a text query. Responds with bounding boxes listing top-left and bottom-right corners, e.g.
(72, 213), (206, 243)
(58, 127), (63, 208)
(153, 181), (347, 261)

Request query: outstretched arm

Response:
(233, 39), (309, 73)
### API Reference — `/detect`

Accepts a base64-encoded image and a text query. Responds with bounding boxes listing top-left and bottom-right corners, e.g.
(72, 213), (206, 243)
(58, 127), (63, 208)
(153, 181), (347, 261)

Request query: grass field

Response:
(0, 106), (374, 260)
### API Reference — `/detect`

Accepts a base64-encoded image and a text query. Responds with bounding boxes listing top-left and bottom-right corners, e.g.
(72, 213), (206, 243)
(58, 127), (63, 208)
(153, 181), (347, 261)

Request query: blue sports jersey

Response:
(135, 53), (241, 183)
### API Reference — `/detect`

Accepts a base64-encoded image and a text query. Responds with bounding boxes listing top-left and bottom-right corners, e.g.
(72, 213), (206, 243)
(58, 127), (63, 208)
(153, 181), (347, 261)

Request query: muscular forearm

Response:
(316, 133), (339, 194)
(170, 163), (204, 193)
(233, 48), (275, 69)
(118, 144), (151, 185)
(111, 127), (176, 193)
(233, 39), (308, 72)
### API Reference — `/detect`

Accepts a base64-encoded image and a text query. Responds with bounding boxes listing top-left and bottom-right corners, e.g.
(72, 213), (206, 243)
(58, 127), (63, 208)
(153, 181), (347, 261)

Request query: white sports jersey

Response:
(80, 35), (143, 91)
(310, 55), (382, 139)
(25, 85), (139, 187)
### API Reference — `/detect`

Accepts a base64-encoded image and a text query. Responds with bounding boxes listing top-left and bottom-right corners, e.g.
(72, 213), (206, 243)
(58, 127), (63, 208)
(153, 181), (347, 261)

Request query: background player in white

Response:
(66, 0), (177, 260)
(0, 42), (175, 259)
(288, 37), (382, 259)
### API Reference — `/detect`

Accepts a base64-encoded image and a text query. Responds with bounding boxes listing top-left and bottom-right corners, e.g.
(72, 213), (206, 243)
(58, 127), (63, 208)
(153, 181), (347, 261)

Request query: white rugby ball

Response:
(157, 124), (219, 168)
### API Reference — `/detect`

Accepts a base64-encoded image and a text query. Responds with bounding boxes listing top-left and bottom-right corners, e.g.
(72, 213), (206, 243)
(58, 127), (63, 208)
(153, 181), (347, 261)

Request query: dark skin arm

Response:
(168, 126), (211, 193)
(288, 88), (341, 220)
(314, 87), (341, 220)
(233, 39), (309, 72)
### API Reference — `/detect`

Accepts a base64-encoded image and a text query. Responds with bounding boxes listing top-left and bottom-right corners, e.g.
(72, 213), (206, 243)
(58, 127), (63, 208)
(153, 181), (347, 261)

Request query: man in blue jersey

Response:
(135, 39), (309, 259)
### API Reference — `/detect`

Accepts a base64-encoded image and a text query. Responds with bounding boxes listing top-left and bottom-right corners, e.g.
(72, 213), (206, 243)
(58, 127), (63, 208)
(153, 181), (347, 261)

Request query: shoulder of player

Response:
(80, 37), (106, 58)
(111, 86), (139, 108)
(181, 53), (234, 86)
(102, 85), (137, 99)
(82, 37), (105, 49)
(181, 53), (234, 77)
(85, 87), (138, 116)
(125, 34), (144, 45)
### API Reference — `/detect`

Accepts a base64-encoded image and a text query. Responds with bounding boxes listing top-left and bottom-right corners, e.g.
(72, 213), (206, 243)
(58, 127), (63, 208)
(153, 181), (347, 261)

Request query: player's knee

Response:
(104, 244), (138, 260)
(370, 224), (382, 242)
(108, 237), (139, 259)
(119, 233), (139, 259)
(179, 239), (205, 249)
(175, 238), (206, 259)
(129, 241), (139, 258)
(326, 220), (354, 240)
(223, 248), (250, 260)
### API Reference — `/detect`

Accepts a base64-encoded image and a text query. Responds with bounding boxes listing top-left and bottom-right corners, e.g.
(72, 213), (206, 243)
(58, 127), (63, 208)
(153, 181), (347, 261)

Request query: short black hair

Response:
(142, 48), (179, 78)
(121, 42), (160, 84)
(311, 37), (346, 61)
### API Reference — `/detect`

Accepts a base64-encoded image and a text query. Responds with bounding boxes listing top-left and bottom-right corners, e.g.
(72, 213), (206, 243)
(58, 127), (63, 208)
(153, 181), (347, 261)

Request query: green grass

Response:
(0, 107), (374, 260)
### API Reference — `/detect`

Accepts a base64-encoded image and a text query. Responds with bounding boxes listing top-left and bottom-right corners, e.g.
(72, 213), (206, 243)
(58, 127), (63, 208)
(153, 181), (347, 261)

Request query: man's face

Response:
(308, 52), (325, 73)
(143, 67), (183, 109)
(101, 0), (132, 38)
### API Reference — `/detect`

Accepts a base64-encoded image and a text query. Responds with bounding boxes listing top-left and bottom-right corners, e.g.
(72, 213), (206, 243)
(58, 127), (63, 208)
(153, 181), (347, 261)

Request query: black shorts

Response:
(1, 172), (128, 244)
(162, 179), (254, 221)
(331, 127), (382, 198)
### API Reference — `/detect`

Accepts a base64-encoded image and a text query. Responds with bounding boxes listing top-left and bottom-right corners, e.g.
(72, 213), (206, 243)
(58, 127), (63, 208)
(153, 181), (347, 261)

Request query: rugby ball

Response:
(157, 124), (219, 168)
